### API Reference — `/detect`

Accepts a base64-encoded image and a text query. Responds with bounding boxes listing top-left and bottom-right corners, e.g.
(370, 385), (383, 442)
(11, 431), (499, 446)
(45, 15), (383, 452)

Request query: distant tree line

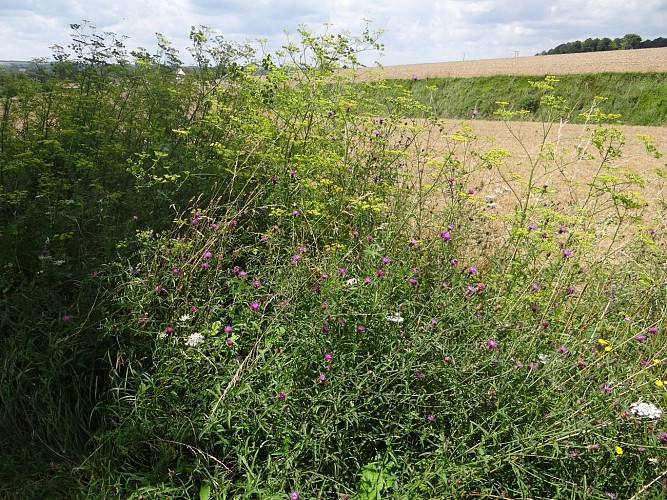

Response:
(538, 34), (667, 55)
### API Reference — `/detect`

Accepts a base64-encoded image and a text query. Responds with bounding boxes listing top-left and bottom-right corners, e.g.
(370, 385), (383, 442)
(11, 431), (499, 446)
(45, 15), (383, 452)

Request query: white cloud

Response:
(0, 0), (664, 64)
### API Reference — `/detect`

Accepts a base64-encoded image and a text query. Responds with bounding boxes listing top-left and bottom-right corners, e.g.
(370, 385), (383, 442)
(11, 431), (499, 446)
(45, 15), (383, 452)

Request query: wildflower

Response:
(252, 279), (261, 288)
(324, 352), (333, 362)
(467, 266), (478, 274)
(439, 231), (451, 241)
(165, 326), (174, 334)
(635, 334), (647, 342)
(376, 269), (384, 277)
(659, 431), (667, 443)
(250, 301), (260, 311)
(443, 356), (452, 363)
(318, 373), (326, 382)
(408, 277), (417, 284)
(226, 339), (234, 345)
(364, 276), (372, 284)
(531, 283), (540, 291)
(558, 226), (568, 234)
(357, 325), (365, 332)
(647, 327), (660, 334)
(381, 256), (390, 264)
(155, 285), (164, 293)
(450, 258), (459, 265)
(338, 268), (347, 275)
(62, 314), (72, 322)
(528, 362), (539, 371)
(178, 314), (191, 322)
(201, 262), (209, 269)
(185, 332), (205, 347)
(172, 268), (180, 274)
(139, 313), (148, 324)
(527, 223), (536, 231)
(290, 491), (299, 500)
(562, 248), (572, 257)
(614, 446), (623, 455)
(629, 402), (663, 420)
(602, 383), (612, 394)
(204, 251), (212, 259)
(558, 345), (569, 354)
(292, 210), (299, 217)
(566, 286), (575, 295)
(386, 314), (404, 324)
(655, 380), (664, 388)
(346, 278), (358, 286)
(427, 414), (435, 421)
(278, 392), (286, 400)
(224, 325), (233, 333)
(415, 371), (424, 379)
(486, 339), (498, 349)
(210, 223), (219, 230)
(322, 323), (331, 332)
(320, 273), (328, 280)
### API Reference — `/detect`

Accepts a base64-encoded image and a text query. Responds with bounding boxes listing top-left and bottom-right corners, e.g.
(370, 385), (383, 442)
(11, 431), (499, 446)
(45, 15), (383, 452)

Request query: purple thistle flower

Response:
(322, 323), (331, 332)
(165, 326), (174, 334)
(290, 492), (299, 500)
(324, 352), (333, 362)
(658, 431), (667, 443)
(562, 248), (572, 257)
(467, 266), (478, 274)
(531, 283), (540, 291)
(647, 327), (660, 334)
(634, 334), (647, 342)
(190, 306), (197, 312)
(357, 325), (365, 332)
(224, 325), (233, 333)
(486, 339), (498, 349)
(318, 373), (326, 382)
(602, 384), (612, 394)
(250, 301), (260, 311)
(155, 285), (164, 294)
(338, 267), (347, 275)
(364, 276), (372, 284)
(439, 231), (451, 241)
(427, 414), (435, 421)
(415, 371), (424, 379)
(252, 279), (261, 288)
(527, 223), (536, 231)
(381, 256), (390, 264)
(62, 314), (72, 322)
(558, 226), (569, 234)
(450, 258), (459, 266)
(376, 269), (384, 277)
(172, 268), (180, 274)
(558, 345), (569, 354)
(278, 392), (286, 400)
(204, 251), (212, 259)
(443, 355), (452, 363)
(201, 262), (210, 269)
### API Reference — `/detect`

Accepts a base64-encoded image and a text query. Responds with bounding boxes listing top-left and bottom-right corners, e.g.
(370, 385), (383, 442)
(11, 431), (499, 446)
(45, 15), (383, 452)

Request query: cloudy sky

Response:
(1, 0), (665, 65)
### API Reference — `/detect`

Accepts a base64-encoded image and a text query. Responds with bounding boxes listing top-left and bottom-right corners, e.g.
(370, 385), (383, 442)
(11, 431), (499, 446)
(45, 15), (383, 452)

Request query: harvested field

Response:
(356, 47), (667, 79)
(406, 118), (667, 227)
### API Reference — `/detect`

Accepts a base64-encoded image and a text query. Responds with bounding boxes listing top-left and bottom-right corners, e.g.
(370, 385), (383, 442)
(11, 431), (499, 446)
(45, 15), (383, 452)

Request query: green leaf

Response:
(199, 482), (211, 500)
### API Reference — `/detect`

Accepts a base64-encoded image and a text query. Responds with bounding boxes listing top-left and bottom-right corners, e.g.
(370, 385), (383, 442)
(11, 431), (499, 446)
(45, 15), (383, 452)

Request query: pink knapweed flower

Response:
(250, 301), (260, 311)
(486, 339), (498, 349)
(324, 352), (333, 362)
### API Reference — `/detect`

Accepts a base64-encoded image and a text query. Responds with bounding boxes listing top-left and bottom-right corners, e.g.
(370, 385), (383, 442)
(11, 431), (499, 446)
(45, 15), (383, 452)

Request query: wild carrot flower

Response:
(386, 314), (404, 324)
(629, 402), (663, 419)
(185, 332), (205, 347)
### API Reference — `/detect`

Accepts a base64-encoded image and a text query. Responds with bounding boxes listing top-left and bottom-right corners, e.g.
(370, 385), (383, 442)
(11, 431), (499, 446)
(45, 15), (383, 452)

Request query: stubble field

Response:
(366, 48), (667, 228)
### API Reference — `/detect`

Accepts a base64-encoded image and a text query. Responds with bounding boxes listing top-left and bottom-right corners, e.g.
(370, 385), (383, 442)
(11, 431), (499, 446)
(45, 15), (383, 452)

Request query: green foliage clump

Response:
(1, 23), (667, 500)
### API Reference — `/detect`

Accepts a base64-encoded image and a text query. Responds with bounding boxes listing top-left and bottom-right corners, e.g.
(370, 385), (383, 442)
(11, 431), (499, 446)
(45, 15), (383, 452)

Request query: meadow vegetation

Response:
(1, 23), (666, 499)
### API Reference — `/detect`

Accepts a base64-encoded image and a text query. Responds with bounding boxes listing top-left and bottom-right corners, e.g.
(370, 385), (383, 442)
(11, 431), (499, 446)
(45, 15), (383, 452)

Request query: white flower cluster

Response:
(185, 332), (205, 347)
(629, 401), (663, 420)
(385, 314), (404, 324)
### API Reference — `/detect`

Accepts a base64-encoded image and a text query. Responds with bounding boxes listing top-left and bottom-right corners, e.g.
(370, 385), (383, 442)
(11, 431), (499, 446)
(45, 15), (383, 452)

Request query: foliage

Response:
(538, 34), (667, 55)
(1, 23), (666, 500)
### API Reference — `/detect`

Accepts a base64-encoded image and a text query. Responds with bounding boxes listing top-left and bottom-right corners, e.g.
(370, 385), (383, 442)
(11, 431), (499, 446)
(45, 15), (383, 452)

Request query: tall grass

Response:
(1, 23), (666, 499)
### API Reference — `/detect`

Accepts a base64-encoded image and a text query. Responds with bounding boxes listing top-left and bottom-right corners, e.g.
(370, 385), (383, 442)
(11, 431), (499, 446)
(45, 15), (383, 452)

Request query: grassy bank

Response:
(398, 73), (667, 126)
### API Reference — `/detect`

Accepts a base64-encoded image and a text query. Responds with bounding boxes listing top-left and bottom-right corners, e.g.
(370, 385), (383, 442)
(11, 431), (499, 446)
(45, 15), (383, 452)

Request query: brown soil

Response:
(404, 118), (667, 222)
(355, 47), (667, 80)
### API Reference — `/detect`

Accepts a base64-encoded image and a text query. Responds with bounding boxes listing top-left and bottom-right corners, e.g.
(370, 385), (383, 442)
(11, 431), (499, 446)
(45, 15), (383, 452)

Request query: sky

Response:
(1, 0), (666, 65)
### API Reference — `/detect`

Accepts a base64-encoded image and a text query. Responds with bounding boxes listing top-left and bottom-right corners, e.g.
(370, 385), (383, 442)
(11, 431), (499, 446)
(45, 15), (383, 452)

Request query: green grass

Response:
(399, 72), (667, 126)
(1, 24), (666, 499)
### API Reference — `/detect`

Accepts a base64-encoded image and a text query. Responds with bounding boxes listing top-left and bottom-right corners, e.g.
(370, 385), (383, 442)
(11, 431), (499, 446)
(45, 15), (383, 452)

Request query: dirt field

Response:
(357, 47), (667, 79)
(407, 118), (667, 226)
